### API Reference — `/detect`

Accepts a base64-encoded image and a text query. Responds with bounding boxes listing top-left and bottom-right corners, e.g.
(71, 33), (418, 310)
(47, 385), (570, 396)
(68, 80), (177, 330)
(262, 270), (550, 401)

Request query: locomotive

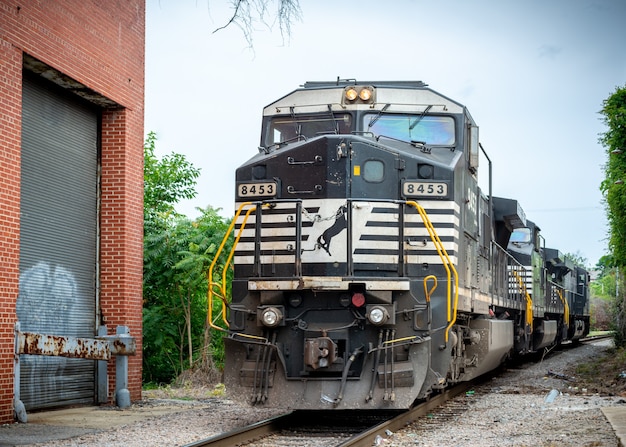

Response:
(210, 80), (591, 410)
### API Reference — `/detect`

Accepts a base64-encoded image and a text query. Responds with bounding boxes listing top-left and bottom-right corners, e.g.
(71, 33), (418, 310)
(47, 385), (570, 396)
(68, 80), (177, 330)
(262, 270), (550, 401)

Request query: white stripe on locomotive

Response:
(234, 199), (460, 267)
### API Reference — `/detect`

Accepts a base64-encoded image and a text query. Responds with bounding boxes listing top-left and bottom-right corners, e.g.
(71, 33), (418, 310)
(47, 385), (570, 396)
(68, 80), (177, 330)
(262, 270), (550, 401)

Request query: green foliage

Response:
(595, 255), (616, 277)
(600, 85), (626, 267)
(143, 214), (198, 379)
(599, 85), (626, 347)
(142, 304), (183, 382)
(591, 269), (619, 299)
(143, 205), (232, 384)
(143, 131), (201, 226)
(142, 132), (231, 384)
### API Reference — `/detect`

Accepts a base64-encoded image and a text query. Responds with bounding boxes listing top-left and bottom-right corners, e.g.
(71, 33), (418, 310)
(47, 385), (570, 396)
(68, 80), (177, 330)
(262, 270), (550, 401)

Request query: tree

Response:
(142, 133), (231, 384)
(595, 255), (616, 278)
(600, 85), (626, 267)
(214, 0), (302, 48)
(599, 85), (626, 345)
(591, 256), (618, 331)
(172, 206), (233, 370)
(144, 208), (231, 383)
(591, 256), (618, 299)
(143, 131), (200, 228)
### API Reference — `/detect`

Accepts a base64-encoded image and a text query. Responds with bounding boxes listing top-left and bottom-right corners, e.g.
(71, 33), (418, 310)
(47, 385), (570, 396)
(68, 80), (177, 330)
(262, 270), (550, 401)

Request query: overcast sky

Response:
(145, 0), (626, 267)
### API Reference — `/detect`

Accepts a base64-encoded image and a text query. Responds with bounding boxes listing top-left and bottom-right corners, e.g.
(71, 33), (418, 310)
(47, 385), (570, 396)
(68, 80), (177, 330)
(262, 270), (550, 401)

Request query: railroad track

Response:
(337, 381), (477, 447)
(181, 412), (294, 447)
(181, 408), (401, 447)
(181, 381), (476, 447)
(182, 337), (610, 447)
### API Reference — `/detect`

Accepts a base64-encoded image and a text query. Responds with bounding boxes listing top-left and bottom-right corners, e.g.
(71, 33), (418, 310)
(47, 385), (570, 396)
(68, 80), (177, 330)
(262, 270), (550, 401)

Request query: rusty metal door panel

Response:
(17, 74), (99, 410)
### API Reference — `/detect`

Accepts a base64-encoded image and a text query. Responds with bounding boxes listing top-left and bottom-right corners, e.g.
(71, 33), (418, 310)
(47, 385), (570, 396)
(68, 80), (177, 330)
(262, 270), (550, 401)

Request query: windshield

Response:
(264, 113), (352, 146)
(363, 113), (455, 145)
(510, 228), (531, 244)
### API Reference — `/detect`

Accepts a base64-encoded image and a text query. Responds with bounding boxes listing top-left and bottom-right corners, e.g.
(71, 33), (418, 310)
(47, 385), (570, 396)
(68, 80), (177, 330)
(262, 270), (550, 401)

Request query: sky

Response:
(145, 0), (626, 268)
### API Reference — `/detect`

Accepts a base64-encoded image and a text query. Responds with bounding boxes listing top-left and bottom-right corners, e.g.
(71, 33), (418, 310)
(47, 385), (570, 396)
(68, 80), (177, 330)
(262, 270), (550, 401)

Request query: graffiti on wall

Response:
(16, 262), (78, 402)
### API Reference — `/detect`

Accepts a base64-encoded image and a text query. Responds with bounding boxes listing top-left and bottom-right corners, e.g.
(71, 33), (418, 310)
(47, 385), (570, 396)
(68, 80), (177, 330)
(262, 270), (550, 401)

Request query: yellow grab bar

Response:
(423, 275), (437, 303)
(406, 201), (458, 343)
(512, 270), (533, 332)
(207, 202), (264, 332)
(556, 289), (570, 326)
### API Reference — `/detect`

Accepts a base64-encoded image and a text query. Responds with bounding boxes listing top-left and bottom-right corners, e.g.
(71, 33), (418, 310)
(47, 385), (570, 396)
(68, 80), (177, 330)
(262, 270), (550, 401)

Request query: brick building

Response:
(0, 1), (144, 423)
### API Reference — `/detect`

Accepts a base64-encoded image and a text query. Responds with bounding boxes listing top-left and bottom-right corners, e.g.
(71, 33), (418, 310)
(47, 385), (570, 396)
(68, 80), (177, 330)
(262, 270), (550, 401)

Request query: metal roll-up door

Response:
(17, 74), (99, 410)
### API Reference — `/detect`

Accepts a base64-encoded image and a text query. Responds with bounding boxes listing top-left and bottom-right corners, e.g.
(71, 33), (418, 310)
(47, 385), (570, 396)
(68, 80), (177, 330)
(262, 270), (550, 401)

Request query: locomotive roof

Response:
(263, 80), (470, 118)
(302, 80), (428, 89)
(493, 197), (528, 230)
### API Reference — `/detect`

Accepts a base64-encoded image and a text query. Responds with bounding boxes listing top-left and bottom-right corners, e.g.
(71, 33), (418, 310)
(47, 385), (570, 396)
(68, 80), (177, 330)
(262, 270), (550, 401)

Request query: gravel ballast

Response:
(12, 339), (622, 447)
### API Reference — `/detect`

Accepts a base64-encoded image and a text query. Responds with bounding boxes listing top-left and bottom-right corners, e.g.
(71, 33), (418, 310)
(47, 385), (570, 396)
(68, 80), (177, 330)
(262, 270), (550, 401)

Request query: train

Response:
(209, 79), (591, 410)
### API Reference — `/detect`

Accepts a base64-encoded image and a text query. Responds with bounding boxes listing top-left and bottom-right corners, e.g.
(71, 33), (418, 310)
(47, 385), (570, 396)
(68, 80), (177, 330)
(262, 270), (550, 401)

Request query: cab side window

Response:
(363, 160), (384, 183)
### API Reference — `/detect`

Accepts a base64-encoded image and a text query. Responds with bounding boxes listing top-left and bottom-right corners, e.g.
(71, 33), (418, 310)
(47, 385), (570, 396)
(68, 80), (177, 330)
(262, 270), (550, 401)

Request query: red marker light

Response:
(351, 292), (366, 308)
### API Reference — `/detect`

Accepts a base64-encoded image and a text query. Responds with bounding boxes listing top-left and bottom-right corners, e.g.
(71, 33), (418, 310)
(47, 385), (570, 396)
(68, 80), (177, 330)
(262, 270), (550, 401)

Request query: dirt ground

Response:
(561, 342), (626, 397)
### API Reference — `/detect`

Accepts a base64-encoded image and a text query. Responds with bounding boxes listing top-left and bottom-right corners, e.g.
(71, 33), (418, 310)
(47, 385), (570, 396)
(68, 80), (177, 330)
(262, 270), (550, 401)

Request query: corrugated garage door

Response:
(17, 74), (99, 410)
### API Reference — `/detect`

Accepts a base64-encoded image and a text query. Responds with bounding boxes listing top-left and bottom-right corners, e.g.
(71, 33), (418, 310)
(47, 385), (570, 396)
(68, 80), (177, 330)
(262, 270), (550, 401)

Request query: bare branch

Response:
(213, 0), (302, 49)
(212, 0), (244, 33)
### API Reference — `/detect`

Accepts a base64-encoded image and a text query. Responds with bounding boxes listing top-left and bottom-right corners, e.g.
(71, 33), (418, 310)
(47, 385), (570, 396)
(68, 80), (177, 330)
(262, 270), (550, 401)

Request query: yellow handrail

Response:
(406, 201), (458, 343)
(423, 275), (437, 303)
(207, 202), (261, 332)
(511, 270), (533, 332)
(556, 289), (570, 326)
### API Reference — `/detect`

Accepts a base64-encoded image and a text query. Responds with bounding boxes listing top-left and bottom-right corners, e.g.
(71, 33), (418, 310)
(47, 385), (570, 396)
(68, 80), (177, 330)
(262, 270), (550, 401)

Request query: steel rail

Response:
(337, 381), (475, 447)
(181, 411), (294, 447)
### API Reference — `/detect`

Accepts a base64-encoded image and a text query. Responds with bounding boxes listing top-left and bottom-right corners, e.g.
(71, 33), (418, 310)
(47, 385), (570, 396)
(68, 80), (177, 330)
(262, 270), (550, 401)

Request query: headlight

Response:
(343, 86), (375, 104)
(345, 88), (358, 101)
(260, 307), (283, 327)
(359, 87), (372, 101)
(367, 305), (389, 325)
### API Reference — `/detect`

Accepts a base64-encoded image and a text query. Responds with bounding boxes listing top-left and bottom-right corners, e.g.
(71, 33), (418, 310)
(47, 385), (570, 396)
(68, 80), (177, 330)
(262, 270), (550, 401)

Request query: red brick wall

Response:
(0, 39), (23, 425)
(0, 0), (144, 423)
(101, 108), (144, 400)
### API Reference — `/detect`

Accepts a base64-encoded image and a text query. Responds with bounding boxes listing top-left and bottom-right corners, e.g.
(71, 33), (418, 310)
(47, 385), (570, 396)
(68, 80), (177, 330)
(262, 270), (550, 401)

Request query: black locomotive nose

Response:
(275, 137), (344, 200)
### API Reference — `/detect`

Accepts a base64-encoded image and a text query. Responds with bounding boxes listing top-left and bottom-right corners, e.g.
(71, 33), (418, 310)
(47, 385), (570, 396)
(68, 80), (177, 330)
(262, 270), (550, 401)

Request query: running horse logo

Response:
(316, 205), (347, 256)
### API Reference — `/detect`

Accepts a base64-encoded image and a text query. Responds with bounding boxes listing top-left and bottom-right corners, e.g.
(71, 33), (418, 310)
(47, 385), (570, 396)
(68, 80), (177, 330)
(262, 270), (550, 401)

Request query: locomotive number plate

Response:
(403, 181), (448, 197)
(237, 182), (278, 198)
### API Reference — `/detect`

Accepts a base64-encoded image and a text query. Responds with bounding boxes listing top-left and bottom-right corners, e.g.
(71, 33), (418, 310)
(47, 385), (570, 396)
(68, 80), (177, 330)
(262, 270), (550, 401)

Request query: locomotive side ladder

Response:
(406, 201), (459, 343)
(511, 270), (534, 334)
